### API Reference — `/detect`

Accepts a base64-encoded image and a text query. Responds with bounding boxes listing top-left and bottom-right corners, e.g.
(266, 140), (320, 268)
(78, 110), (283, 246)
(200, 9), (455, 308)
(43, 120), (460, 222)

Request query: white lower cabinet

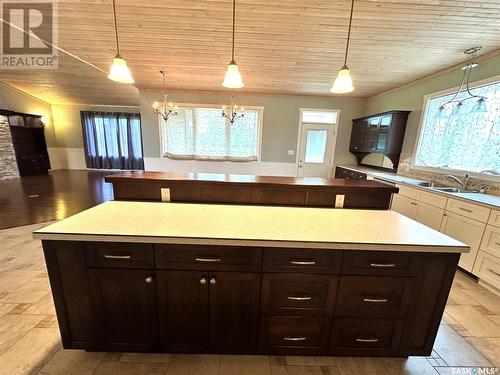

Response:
(391, 194), (417, 219)
(414, 202), (445, 231)
(473, 250), (500, 292)
(440, 211), (486, 272)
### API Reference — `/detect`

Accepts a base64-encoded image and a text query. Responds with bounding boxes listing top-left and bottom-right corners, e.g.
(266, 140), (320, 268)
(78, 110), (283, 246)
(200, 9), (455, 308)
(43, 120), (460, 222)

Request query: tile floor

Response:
(0, 223), (499, 375)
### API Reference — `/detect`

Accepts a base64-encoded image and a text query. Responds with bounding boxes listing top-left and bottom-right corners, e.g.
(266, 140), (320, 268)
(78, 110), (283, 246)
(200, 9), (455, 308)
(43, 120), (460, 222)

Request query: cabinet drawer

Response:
(85, 242), (154, 269)
(263, 249), (342, 274)
(253, 188), (306, 206)
(415, 190), (447, 209)
(446, 198), (490, 223)
(481, 225), (500, 258)
(259, 316), (330, 355)
(473, 250), (500, 291)
(329, 318), (403, 356)
(155, 244), (262, 272)
(488, 209), (500, 228)
(341, 251), (419, 276)
(396, 184), (418, 199)
(260, 273), (338, 316)
(335, 276), (414, 318)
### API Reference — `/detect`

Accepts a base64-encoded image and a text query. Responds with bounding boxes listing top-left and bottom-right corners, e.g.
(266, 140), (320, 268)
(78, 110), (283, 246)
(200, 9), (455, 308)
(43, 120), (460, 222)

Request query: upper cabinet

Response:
(349, 111), (410, 171)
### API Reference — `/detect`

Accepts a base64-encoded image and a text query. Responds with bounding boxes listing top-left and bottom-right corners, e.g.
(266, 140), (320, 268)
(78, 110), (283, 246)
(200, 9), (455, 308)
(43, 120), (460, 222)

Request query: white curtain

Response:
(161, 107), (260, 161)
(415, 81), (500, 175)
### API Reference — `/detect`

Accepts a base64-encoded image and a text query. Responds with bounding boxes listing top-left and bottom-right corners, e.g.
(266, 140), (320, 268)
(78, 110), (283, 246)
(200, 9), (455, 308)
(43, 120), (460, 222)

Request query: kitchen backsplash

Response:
(397, 153), (500, 196)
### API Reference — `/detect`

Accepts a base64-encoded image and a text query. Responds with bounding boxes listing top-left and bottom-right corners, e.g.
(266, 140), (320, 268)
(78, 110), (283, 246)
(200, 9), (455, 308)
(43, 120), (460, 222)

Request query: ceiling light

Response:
(222, 0), (244, 88)
(108, 0), (134, 84)
(222, 96), (244, 125)
(331, 0), (355, 94)
(153, 71), (178, 122)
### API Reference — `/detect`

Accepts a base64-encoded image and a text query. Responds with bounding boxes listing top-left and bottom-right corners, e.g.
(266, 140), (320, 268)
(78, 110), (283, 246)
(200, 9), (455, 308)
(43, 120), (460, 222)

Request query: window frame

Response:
(157, 102), (264, 162)
(411, 73), (500, 181)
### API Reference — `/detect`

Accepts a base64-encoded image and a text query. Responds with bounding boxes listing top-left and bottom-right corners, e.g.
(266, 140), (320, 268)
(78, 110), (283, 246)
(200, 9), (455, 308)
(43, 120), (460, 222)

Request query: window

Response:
(81, 111), (143, 170)
(160, 105), (262, 161)
(414, 79), (500, 176)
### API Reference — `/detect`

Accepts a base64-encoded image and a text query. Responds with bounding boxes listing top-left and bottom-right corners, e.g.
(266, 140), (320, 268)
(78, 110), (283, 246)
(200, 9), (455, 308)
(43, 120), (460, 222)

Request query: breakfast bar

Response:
(34, 201), (468, 357)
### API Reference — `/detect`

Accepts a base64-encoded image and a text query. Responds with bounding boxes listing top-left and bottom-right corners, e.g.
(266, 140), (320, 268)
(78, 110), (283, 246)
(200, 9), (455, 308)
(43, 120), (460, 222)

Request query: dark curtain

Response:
(81, 111), (144, 170)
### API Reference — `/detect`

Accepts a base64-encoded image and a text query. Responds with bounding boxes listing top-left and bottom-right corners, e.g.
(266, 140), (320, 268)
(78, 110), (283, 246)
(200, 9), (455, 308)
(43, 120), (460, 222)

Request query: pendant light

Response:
(331, 0), (355, 94)
(222, 0), (244, 88)
(435, 46), (487, 117)
(108, 0), (134, 84)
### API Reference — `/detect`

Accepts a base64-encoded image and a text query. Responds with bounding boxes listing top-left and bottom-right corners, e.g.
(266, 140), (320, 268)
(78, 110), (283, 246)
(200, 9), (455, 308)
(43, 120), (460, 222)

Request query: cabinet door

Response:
(391, 194), (417, 219)
(440, 212), (486, 272)
(156, 271), (209, 353)
(414, 202), (444, 231)
(209, 272), (260, 353)
(88, 268), (159, 351)
(349, 120), (366, 151)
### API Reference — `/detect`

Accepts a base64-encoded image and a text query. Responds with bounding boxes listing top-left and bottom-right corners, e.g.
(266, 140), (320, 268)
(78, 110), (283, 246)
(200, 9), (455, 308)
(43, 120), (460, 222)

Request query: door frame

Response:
(295, 108), (341, 177)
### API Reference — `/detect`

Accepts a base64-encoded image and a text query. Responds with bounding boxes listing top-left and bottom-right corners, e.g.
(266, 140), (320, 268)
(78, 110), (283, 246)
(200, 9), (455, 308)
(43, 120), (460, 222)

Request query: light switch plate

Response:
(287, 150), (295, 155)
(160, 188), (171, 202)
(367, 176), (375, 180)
(335, 194), (345, 208)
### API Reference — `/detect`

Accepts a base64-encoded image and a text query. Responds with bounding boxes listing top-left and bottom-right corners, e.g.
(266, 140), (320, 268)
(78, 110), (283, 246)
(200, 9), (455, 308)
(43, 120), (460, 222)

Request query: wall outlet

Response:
(160, 188), (171, 202)
(335, 194), (345, 208)
(287, 150), (295, 155)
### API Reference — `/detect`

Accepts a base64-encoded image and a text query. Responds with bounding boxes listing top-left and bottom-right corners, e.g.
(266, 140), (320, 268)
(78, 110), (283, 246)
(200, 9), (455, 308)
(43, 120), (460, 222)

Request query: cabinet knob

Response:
(200, 277), (207, 285)
(145, 276), (153, 284)
(210, 277), (216, 285)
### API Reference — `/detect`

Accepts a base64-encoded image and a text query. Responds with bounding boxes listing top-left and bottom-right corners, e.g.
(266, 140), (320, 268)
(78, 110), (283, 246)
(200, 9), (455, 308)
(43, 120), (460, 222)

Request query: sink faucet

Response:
(445, 174), (477, 191)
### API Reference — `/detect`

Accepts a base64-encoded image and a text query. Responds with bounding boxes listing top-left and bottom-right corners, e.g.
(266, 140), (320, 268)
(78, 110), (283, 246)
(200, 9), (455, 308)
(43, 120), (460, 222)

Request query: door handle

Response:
(287, 295), (312, 301)
(370, 263), (396, 268)
(363, 297), (388, 303)
(290, 260), (316, 265)
(195, 257), (221, 263)
(283, 336), (306, 341)
(355, 337), (379, 343)
(104, 254), (131, 260)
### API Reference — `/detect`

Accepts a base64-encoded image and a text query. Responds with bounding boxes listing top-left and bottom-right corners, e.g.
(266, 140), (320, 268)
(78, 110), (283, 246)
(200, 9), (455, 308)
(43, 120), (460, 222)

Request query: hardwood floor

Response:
(0, 223), (498, 374)
(0, 170), (113, 229)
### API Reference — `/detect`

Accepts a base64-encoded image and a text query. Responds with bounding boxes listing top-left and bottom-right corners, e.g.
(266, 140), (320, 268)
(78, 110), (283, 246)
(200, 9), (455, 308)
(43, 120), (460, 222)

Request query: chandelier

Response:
(152, 71), (178, 121)
(436, 46), (487, 118)
(222, 96), (244, 125)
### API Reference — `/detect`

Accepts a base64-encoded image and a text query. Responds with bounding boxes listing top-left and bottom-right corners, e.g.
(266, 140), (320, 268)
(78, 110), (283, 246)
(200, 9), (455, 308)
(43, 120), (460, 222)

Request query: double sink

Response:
(413, 181), (477, 194)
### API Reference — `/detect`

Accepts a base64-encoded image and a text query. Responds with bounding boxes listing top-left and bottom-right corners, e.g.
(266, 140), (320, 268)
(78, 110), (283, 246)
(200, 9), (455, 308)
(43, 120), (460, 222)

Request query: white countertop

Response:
(33, 201), (468, 253)
(338, 165), (500, 209)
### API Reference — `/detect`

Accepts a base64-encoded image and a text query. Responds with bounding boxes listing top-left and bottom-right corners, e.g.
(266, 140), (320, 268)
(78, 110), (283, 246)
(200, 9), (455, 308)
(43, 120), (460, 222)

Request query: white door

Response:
(297, 123), (335, 177)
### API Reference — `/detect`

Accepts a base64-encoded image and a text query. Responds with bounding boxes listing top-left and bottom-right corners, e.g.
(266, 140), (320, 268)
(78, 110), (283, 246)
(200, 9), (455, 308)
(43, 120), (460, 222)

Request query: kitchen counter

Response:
(338, 164), (500, 209)
(36, 201), (466, 356)
(104, 171), (398, 210)
(34, 201), (468, 253)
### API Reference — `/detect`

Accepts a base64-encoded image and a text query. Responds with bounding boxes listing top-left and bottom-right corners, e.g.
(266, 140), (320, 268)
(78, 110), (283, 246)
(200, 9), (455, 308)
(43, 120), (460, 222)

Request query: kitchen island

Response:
(105, 171), (398, 209)
(34, 201), (468, 356)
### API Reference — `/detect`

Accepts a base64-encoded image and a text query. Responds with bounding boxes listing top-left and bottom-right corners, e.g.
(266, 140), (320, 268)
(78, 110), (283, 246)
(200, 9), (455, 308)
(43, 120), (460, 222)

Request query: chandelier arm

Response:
(442, 67), (467, 107)
(465, 67), (486, 100)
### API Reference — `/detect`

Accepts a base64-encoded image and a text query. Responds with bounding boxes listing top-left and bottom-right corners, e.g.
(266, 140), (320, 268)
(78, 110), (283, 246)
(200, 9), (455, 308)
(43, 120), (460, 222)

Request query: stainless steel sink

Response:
(432, 187), (462, 193)
(416, 181), (434, 187)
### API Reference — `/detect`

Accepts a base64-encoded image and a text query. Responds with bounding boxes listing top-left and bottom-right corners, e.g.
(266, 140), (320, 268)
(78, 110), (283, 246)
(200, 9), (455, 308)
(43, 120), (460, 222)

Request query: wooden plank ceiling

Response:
(0, 0), (499, 105)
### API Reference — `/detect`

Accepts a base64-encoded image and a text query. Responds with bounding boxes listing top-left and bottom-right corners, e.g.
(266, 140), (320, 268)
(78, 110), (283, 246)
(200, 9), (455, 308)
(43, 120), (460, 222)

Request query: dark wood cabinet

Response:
(156, 271), (209, 353)
(42, 240), (459, 357)
(156, 270), (260, 354)
(3, 110), (51, 176)
(209, 272), (260, 353)
(88, 268), (159, 351)
(349, 110), (410, 171)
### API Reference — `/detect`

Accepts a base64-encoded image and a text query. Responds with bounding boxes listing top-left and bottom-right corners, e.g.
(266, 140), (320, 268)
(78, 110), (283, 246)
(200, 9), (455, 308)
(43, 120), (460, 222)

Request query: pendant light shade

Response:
(331, 0), (355, 94)
(223, 60), (244, 88)
(108, 0), (134, 84)
(222, 0), (244, 88)
(471, 97), (487, 113)
(108, 54), (134, 84)
(331, 65), (354, 93)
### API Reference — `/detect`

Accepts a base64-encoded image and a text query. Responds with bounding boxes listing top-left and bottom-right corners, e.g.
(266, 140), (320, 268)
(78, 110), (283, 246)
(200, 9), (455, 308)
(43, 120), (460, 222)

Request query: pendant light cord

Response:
(231, 0), (236, 62)
(112, 0), (120, 55)
(343, 0), (355, 67)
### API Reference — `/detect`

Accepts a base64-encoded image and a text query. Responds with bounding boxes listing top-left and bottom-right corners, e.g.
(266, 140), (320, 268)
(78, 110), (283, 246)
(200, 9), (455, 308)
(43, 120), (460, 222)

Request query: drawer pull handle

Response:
(287, 295), (312, 301)
(195, 257), (221, 263)
(355, 337), (379, 343)
(458, 207), (473, 213)
(283, 336), (307, 342)
(104, 255), (132, 260)
(363, 297), (388, 303)
(290, 260), (316, 265)
(370, 263), (396, 268)
(494, 242), (500, 246)
(487, 268), (500, 277)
